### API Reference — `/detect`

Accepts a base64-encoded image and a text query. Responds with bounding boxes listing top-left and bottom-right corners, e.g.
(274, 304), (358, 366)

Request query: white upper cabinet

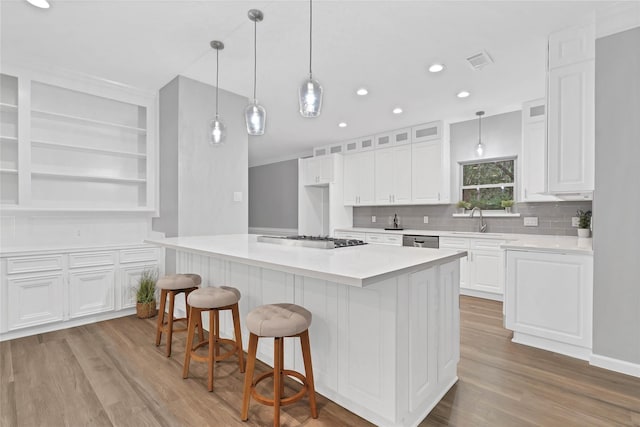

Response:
(411, 137), (450, 204)
(547, 23), (595, 197)
(521, 99), (560, 202)
(343, 151), (375, 206)
(411, 121), (442, 143)
(302, 154), (335, 186)
(374, 145), (411, 205)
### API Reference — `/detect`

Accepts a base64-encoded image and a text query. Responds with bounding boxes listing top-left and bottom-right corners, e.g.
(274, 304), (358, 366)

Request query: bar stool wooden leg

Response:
(278, 338), (285, 399)
(273, 337), (282, 427)
(208, 309), (216, 391)
(241, 333), (259, 421)
(300, 330), (318, 418)
(183, 306), (199, 379)
(165, 291), (176, 357)
(155, 289), (168, 346)
(231, 304), (245, 373)
(213, 310), (220, 358)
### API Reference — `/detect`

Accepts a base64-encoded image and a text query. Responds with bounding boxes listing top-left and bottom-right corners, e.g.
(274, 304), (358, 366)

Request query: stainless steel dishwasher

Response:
(402, 234), (439, 248)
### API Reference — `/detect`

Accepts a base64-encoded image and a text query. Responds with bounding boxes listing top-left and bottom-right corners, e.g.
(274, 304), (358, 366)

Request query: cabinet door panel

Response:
(548, 61), (594, 193)
(469, 249), (503, 294)
(120, 264), (159, 309)
(412, 141), (442, 203)
(69, 268), (115, 318)
(358, 151), (375, 205)
(8, 273), (64, 330)
(374, 148), (394, 204)
(393, 145), (412, 204)
(343, 154), (358, 205)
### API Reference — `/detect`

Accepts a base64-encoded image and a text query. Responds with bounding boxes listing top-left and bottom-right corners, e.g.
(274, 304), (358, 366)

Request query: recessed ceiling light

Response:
(356, 88), (368, 96)
(392, 107), (403, 114)
(428, 63), (445, 73)
(26, 0), (50, 8)
(338, 122), (347, 128)
(457, 91), (471, 98)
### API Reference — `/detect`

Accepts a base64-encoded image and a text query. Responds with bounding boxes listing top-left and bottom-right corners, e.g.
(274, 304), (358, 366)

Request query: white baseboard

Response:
(512, 332), (592, 361)
(0, 308), (136, 342)
(460, 288), (503, 302)
(248, 227), (298, 236)
(590, 353), (640, 378)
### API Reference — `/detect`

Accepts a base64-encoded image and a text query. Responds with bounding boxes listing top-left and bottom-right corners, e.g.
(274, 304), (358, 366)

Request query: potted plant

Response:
(501, 199), (514, 214)
(577, 209), (592, 238)
(456, 200), (471, 214)
(135, 269), (158, 319)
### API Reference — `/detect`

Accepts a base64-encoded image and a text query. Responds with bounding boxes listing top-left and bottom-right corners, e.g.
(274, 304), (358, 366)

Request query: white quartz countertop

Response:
(335, 228), (593, 254)
(145, 234), (467, 287)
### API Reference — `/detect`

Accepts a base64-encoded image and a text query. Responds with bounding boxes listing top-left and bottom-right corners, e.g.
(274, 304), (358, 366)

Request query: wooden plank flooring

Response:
(1, 296), (639, 426)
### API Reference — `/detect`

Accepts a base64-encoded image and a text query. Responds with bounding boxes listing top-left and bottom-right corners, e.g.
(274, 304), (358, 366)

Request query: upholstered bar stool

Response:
(155, 273), (201, 357)
(241, 303), (318, 427)
(183, 286), (245, 392)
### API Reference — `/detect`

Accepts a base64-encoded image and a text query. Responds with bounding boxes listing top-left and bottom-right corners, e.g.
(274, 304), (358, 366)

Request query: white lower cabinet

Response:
(7, 273), (64, 331)
(505, 249), (593, 360)
(440, 237), (504, 300)
(1, 245), (161, 338)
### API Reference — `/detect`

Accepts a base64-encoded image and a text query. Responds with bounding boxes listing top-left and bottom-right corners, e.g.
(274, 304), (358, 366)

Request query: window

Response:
(460, 158), (515, 209)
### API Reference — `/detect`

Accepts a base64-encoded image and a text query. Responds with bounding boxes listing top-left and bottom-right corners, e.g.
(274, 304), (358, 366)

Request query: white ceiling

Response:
(0, 0), (616, 166)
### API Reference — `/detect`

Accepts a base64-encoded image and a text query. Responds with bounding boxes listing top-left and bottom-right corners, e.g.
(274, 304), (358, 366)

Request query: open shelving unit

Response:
(0, 71), (155, 211)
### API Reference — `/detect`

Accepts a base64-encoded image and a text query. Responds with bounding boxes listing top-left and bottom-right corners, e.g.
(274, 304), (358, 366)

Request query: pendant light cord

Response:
(253, 20), (257, 101)
(478, 113), (481, 143)
(215, 48), (220, 117)
(309, 0), (313, 78)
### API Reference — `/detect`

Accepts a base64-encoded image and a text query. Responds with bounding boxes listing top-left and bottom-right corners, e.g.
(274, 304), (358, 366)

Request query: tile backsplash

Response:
(353, 201), (593, 236)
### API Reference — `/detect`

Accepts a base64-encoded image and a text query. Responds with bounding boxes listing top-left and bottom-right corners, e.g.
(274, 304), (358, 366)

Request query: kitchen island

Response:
(145, 234), (466, 427)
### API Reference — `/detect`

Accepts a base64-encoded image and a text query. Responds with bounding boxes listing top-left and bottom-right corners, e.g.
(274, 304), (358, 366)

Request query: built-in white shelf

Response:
(0, 103), (18, 112)
(31, 109), (147, 133)
(0, 136), (18, 143)
(31, 170), (146, 184)
(0, 168), (19, 174)
(31, 139), (146, 159)
(0, 206), (156, 213)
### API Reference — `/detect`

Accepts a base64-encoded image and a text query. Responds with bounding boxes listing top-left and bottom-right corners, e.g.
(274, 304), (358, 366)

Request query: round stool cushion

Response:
(187, 286), (241, 309)
(246, 304), (312, 337)
(156, 273), (202, 290)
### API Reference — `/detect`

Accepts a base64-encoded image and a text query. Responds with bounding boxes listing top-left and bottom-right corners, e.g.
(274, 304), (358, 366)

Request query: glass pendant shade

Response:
(476, 141), (484, 157)
(245, 101), (266, 135)
(299, 77), (323, 118)
(209, 116), (226, 146)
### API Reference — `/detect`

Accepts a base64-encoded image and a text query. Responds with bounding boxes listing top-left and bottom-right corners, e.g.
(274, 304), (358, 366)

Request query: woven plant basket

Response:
(136, 301), (157, 319)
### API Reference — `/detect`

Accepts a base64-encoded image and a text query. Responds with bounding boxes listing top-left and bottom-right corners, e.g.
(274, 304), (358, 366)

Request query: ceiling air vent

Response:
(466, 50), (494, 70)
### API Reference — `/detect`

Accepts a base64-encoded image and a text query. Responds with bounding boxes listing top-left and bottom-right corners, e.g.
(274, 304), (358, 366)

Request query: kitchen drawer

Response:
(471, 239), (505, 250)
(334, 231), (366, 241)
(120, 247), (159, 264)
(439, 237), (469, 249)
(6, 255), (63, 274)
(69, 251), (116, 268)
(366, 233), (402, 246)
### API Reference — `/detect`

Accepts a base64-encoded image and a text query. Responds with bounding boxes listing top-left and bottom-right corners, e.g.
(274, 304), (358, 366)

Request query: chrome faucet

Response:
(469, 207), (487, 233)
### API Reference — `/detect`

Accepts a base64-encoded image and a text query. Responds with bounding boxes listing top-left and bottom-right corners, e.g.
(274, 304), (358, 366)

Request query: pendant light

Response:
(475, 111), (485, 157)
(209, 40), (226, 146)
(298, 0), (323, 117)
(245, 9), (266, 135)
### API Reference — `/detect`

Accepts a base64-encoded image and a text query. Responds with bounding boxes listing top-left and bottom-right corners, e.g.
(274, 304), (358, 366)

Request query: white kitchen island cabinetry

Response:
(374, 145), (412, 205)
(146, 234), (465, 427)
(0, 244), (161, 340)
(505, 248), (593, 360)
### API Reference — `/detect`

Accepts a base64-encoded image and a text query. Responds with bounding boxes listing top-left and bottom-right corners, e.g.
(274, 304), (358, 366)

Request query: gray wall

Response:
(153, 76), (249, 272)
(450, 110), (522, 199)
(249, 159), (298, 229)
(593, 27), (640, 365)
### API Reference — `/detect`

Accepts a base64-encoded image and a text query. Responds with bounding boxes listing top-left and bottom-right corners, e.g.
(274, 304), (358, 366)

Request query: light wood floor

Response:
(1, 297), (639, 427)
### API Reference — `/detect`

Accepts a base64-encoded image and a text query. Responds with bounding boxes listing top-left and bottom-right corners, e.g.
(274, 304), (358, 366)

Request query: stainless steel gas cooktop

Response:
(257, 235), (367, 249)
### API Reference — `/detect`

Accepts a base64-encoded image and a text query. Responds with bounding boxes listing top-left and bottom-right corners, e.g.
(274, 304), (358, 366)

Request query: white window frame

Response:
(459, 156), (517, 209)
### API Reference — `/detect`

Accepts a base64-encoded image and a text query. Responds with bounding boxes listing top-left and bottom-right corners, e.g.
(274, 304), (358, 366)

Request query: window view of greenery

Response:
(461, 159), (515, 209)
